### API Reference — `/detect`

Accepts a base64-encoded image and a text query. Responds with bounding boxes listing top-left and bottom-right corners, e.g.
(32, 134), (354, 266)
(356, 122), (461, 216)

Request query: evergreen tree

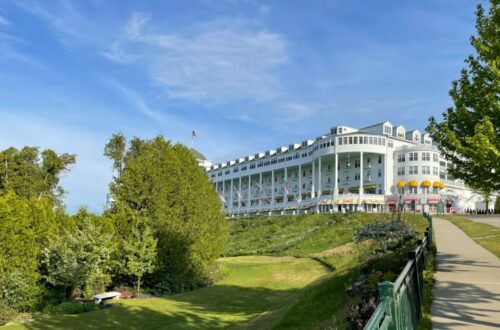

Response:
(0, 147), (75, 202)
(0, 193), (65, 311)
(105, 135), (228, 292)
(427, 1), (499, 197)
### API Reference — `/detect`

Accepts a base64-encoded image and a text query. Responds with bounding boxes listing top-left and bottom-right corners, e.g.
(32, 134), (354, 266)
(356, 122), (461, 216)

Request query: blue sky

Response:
(0, 0), (484, 213)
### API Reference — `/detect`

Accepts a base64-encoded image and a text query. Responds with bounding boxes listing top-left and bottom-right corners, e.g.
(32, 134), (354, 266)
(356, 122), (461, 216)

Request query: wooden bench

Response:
(93, 291), (121, 304)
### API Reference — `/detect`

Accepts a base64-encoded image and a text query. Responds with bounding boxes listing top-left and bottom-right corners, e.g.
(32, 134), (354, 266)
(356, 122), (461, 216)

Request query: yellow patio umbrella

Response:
(396, 180), (406, 188)
(409, 180), (419, 187)
(421, 180), (431, 187)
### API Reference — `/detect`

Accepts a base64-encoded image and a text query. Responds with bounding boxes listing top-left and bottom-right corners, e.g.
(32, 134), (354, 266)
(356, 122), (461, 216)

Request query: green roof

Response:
(190, 148), (206, 160)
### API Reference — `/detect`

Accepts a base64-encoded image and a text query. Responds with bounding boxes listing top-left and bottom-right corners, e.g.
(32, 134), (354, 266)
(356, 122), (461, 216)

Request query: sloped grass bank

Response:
(5, 213), (430, 329)
(4, 256), (329, 330)
(224, 213), (427, 258)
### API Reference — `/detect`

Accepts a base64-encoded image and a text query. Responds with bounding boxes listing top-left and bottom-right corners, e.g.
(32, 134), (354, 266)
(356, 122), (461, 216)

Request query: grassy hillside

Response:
(6, 213), (429, 329)
(5, 257), (329, 330)
(224, 213), (428, 258)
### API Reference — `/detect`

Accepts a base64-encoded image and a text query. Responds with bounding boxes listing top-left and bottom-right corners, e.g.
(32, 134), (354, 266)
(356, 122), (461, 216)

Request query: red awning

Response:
(427, 198), (441, 204)
(404, 198), (420, 203)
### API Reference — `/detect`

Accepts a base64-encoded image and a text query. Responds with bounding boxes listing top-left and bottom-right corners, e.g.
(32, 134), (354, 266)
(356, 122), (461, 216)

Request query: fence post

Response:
(378, 281), (398, 330)
(408, 250), (423, 321)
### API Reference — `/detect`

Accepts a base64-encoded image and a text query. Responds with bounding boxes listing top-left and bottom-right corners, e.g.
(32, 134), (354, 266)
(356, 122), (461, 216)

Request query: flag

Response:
(235, 187), (242, 201)
(219, 194), (226, 203)
(285, 180), (290, 195)
(192, 130), (197, 137)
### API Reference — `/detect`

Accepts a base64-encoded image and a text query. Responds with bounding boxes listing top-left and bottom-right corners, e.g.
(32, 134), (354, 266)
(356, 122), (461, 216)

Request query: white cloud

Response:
(105, 14), (288, 104)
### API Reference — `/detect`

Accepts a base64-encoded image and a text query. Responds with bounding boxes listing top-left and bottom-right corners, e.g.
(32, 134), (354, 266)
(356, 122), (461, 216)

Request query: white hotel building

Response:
(206, 122), (483, 216)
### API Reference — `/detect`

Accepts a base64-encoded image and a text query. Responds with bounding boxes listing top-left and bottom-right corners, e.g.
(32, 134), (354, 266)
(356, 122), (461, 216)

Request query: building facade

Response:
(206, 122), (483, 216)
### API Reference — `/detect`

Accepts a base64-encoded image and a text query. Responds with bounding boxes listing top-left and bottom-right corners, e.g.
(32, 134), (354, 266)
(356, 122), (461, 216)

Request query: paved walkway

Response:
(431, 217), (500, 329)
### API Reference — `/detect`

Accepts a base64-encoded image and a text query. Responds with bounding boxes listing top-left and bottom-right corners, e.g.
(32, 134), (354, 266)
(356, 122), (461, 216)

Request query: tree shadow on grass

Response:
(19, 285), (302, 330)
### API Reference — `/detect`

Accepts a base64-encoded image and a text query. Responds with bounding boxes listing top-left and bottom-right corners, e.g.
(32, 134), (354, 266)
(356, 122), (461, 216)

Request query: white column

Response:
(222, 180), (226, 209)
(216, 181), (219, 193)
(284, 167), (288, 202)
(238, 177), (242, 209)
(298, 164), (302, 200)
(360, 152), (364, 212)
(334, 152), (339, 196)
(247, 175), (251, 208)
(271, 170), (275, 205)
(311, 160), (315, 199)
(259, 172), (263, 206)
(318, 156), (322, 198)
(230, 178), (233, 210)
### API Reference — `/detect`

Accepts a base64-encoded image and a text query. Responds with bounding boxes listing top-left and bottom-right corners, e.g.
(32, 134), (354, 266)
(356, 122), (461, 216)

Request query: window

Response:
(354, 136), (358, 144)
(354, 160), (360, 168)
(433, 154), (438, 162)
(343, 137), (347, 144)
(422, 152), (430, 161)
(409, 166), (418, 175)
(369, 137), (373, 144)
(354, 173), (360, 180)
(433, 167), (438, 175)
(378, 169), (382, 177)
(409, 152), (418, 161)
(349, 137), (353, 144)
(378, 155), (382, 164)
(338, 138), (343, 145)
(397, 167), (405, 175)
(364, 136), (368, 144)
(398, 154), (405, 162)
(422, 166), (430, 174)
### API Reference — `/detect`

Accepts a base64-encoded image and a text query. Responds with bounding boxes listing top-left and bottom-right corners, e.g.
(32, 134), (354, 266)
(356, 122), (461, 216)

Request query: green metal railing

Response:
(364, 213), (433, 330)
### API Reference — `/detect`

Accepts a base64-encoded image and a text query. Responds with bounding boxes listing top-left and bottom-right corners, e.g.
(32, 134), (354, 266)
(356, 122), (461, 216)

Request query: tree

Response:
(105, 135), (228, 292)
(123, 224), (157, 294)
(42, 211), (116, 300)
(0, 192), (65, 311)
(104, 133), (126, 179)
(495, 195), (500, 212)
(0, 147), (76, 202)
(427, 1), (499, 196)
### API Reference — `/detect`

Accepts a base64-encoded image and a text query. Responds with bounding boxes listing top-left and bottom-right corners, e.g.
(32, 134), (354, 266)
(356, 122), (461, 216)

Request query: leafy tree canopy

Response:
(427, 0), (499, 193)
(0, 147), (76, 203)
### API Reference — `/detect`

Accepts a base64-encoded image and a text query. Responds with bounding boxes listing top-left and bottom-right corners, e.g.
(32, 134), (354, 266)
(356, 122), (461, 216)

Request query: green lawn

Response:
(439, 216), (500, 258)
(5, 256), (329, 330)
(5, 213), (430, 329)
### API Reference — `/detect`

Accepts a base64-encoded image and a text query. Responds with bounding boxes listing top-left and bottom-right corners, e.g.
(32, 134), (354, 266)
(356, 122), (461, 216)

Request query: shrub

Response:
(0, 301), (18, 326)
(43, 301), (97, 315)
(356, 220), (418, 252)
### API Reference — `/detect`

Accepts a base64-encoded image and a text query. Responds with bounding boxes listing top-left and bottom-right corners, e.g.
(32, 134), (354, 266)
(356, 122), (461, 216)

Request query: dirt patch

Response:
(312, 242), (354, 258)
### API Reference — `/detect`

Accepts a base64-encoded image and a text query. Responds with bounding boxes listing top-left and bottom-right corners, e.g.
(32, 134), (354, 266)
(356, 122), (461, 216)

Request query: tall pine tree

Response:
(105, 135), (228, 292)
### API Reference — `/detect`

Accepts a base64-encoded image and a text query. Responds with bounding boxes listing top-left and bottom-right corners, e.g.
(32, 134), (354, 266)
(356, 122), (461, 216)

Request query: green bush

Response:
(43, 301), (96, 315)
(0, 301), (18, 326)
(356, 220), (418, 252)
